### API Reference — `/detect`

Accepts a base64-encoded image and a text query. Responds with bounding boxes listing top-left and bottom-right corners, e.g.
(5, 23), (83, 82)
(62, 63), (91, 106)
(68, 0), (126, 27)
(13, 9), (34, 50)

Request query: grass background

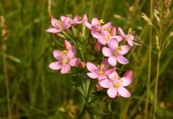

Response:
(0, 0), (173, 119)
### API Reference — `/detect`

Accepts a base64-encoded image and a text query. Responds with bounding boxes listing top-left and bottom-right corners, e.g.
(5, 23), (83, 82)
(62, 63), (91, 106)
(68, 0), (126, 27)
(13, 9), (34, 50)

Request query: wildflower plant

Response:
(47, 14), (139, 117)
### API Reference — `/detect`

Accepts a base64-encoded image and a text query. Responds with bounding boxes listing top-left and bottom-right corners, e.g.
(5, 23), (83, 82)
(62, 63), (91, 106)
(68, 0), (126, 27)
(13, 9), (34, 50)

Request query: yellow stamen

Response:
(99, 64), (105, 69)
(61, 50), (68, 56)
(105, 34), (111, 41)
(112, 51), (118, 56)
(113, 82), (121, 88)
(118, 46), (122, 51)
(62, 58), (68, 65)
(99, 19), (104, 24)
(98, 70), (103, 75)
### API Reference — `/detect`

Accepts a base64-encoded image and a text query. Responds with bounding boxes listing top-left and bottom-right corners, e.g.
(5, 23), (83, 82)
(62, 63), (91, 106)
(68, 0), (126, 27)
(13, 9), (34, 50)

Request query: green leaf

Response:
(86, 103), (108, 116)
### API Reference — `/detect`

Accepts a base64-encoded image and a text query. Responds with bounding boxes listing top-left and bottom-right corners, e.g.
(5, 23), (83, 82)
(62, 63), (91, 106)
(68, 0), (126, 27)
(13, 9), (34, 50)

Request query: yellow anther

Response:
(98, 70), (103, 75)
(113, 82), (121, 88)
(118, 46), (122, 51)
(105, 34), (111, 41)
(99, 64), (105, 69)
(61, 50), (67, 55)
(112, 51), (118, 56)
(62, 58), (68, 65)
(99, 19), (104, 24)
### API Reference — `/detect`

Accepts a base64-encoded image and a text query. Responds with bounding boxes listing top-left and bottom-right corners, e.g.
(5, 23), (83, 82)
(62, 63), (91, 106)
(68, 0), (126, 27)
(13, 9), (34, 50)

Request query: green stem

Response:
(3, 53), (12, 119)
(154, 52), (160, 119)
(145, 0), (153, 118)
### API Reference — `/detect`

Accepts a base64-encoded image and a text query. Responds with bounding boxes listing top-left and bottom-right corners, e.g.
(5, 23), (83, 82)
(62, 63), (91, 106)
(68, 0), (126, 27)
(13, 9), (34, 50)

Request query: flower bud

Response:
(64, 40), (72, 50)
(79, 61), (86, 68)
(96, 83), (103, 91)
(94, 41), (101, 52)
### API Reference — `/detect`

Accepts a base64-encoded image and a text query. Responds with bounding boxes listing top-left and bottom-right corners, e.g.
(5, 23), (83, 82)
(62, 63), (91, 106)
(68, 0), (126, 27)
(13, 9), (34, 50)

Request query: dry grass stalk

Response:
(141, 13), (153, 26)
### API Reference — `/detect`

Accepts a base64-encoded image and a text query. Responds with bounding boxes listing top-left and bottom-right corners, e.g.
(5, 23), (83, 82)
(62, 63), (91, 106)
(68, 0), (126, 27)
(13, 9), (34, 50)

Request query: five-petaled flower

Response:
(102, 39), (131, 66)
(49, 41), (81, 74)
(99, 70), (133, 98)
(46, 17), (71, 34)
(86, 59), (115, 80)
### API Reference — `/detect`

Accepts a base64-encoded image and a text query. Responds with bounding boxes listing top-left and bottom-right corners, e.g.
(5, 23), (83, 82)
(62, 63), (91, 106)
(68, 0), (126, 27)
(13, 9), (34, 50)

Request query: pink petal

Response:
(113, 35), (123, 42)
(107, 87), (117, 98)
(98, 38), (107, 45)
(87, 72), (98, 79)
(60, 16), (66, 21)
(91, 18), (100, 25)
(99, 79), (112, 88)
(108, 71), (118, 80)
(98, 75), (107, 80)
(122, 70), (133, 86)
(108, 40), (118, 50)
(118, 45), (131, 55)
(108, 56), (117, 66)
(86, 62), (98, 72)
(51, 18), (58, 27)
(46, 28), (60, 33)
(101, 58), (109, 69)
(64, 40), (72, 50)
(82, 14), (88, 22)
(110, 27), (116, 36)
(49, 61), (62, 70)
(61, 65), (70, 74)
(85, 22), (92, 29)
(53, 50), (62, 60)
(61, 17), (71, 29)
(118, 27), (126, 37)
(69, 58), (81, 66)
(67, 46), (76, 59)
(101, 22), (112, 28)
(102, 47), (112, 57)
(105, 68), (115, 75)
(118, 87), (131, 98)
(116, 55), (129, 64)
(127, 39), (133, 46)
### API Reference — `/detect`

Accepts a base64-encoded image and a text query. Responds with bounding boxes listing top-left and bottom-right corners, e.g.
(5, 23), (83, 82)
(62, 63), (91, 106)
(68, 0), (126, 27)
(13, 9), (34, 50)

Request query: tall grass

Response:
(0, 0), (173, 119)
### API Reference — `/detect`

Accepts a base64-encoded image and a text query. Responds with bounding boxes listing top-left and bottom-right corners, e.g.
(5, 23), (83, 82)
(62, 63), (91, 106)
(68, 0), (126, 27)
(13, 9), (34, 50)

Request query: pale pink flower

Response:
(85, 18), (112, 39)
(71, 14), (88, 25)
(86, 59), (115, 80)
(99, 70), (133, 98)
(97, 27), (123, 45)
(118, 27), (136, 46)
(102, 39), (131, 66)
(49, 46), (80, 74)
(46, 17), (71, 34)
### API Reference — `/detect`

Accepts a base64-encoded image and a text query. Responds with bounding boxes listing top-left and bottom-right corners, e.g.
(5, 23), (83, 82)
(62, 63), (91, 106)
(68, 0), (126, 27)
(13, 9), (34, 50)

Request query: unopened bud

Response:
(96, 83), (103, 91)
(79, 61), (86, 68)
(64, 40), (72, 50)
(94, 41), (101, 52)
(87, 37), (93, 44)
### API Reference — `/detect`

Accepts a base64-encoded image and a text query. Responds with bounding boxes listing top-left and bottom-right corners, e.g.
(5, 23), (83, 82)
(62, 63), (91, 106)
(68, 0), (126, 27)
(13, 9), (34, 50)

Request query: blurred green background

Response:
(0, 0), (173, 119)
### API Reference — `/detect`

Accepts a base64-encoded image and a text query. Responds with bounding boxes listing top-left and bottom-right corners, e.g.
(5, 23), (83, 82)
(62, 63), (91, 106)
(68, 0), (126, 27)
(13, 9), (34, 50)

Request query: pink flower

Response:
(99, 70), (133, 98)
(118, 27), (136, 46)
(97, 27), (123, 45)
(86, 59), (115, 80)
(46, 17), (71, 34)
(71, 14), (88, 25)
(85, 18), (112, 39)
(49, 42), (80, 74)
(102, 39), (131, 66)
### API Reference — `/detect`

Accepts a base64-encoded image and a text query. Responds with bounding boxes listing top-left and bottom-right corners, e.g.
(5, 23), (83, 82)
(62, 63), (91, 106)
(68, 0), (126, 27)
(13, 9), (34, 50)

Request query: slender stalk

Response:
(154, 52), (160, 119)
(154, 1), (163, 118)
(3, 56), (12, 119)
(1, 15), (12, 119)
(145, 0), (153, 118)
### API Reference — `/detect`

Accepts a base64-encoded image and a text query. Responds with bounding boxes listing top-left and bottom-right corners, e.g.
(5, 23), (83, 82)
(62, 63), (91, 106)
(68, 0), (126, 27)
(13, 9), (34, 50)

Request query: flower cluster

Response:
(47, 14), (138, 99)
